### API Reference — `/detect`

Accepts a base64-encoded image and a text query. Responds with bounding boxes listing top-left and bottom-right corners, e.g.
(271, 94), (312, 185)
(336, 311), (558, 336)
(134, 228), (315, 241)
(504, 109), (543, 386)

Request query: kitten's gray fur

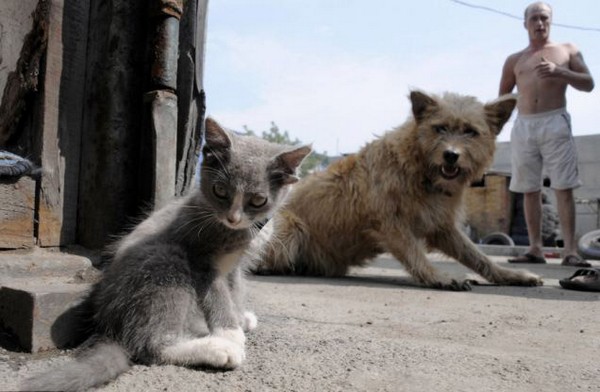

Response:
(21, 118), (311, 392)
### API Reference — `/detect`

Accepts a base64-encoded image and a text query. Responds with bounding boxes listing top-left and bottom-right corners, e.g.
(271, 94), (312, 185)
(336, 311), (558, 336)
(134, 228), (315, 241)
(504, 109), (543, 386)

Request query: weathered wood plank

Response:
(175, 0), (208, 195)
(0, 177), (36, 248)
(77, 0), (149, 249)
(37, 0), (90, 246)
(0, 0), (49, 146)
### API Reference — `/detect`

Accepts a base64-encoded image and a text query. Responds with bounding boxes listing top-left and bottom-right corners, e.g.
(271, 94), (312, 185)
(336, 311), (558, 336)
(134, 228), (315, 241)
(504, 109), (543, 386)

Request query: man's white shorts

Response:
(509, 108), (581, 193)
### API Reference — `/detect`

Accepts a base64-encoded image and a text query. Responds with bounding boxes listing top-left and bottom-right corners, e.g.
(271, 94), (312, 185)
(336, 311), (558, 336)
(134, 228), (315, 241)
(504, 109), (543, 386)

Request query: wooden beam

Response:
(36, 0), (90, 246)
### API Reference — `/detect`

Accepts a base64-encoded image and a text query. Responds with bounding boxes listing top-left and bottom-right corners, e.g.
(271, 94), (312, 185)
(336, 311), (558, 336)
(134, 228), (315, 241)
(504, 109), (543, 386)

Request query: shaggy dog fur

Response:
(252, 90), (543, 290)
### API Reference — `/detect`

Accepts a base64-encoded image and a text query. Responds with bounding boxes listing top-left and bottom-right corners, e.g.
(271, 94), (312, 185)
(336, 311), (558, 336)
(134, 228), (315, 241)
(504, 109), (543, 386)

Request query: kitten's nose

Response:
(443, 150), (459, 165)
(227, 212), (241, 225)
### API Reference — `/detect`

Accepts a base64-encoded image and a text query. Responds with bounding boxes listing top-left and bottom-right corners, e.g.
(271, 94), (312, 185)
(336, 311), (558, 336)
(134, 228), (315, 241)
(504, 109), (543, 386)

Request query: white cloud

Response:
(207, 34), (409, 154)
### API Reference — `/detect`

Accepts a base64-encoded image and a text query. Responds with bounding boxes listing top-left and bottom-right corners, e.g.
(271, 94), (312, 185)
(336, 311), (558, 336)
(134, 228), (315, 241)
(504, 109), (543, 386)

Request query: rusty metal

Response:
(149, 0), (184, 19)
(150, 16), (180, 91)
(143, 0), (208, 206)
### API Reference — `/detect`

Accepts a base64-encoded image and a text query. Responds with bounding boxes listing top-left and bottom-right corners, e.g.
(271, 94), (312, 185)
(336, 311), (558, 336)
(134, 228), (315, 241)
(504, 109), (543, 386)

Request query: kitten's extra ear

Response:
(270, 145), (312, 185)
(410, 90), (438, 123)
(204, 117), (232, 150)
(484, 94), (517, 136)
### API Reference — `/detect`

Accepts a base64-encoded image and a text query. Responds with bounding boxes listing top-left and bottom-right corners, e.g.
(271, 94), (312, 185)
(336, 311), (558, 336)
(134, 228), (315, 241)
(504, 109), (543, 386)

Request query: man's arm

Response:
(535, 44), (594, 92)
(568, 47), (594, 92)
(499, 55), (517, 96)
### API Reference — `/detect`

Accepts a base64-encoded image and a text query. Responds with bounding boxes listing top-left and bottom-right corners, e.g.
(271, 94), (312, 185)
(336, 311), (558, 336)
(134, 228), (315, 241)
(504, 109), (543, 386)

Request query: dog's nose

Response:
(443, 150), (459, 165)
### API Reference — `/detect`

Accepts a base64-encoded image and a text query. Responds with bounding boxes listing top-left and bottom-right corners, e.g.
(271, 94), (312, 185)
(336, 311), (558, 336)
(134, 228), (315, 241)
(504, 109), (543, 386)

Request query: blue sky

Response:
(204, 0), (600, 155)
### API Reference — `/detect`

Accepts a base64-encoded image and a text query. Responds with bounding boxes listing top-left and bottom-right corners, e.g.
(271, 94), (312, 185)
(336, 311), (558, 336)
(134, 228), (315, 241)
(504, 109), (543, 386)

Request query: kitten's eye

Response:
(213, 184), (228, 199)
(249, 194), (268, 208)
(434, 125), (448, 134)
(464, 127), (479, 137)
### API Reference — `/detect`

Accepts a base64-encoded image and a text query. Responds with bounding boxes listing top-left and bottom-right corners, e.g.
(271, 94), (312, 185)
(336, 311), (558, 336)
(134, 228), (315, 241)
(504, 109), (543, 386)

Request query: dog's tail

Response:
(20, 340), (130, 392)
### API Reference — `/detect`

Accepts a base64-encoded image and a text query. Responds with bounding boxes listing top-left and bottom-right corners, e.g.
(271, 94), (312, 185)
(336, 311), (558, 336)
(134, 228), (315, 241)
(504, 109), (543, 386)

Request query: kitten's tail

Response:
(20, 341), (130, 392)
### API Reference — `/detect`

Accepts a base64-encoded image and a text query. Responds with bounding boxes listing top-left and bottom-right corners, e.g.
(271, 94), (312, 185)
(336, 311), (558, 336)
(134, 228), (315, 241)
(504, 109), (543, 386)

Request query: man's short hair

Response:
(524, 2), (553, 20)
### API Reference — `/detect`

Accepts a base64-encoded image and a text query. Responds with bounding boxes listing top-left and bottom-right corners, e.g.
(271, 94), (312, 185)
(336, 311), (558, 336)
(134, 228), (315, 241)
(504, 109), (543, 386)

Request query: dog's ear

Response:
(410, 90), (438, 122)
(484, 94), (517, 135)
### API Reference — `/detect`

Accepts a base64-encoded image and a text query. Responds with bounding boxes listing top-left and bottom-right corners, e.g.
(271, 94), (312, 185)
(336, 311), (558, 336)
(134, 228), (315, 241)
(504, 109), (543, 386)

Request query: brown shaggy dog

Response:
(252, 90), (543, 290)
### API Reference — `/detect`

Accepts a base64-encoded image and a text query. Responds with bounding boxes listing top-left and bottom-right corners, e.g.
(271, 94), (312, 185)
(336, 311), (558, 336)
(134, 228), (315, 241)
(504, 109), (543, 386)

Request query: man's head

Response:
(524, 2), (552, 42)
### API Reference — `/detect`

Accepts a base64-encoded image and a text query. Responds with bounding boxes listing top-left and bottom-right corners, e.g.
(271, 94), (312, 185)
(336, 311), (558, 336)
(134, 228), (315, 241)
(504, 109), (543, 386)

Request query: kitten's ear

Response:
(204, 117), (232, 150)
(484, 94), (517, 136)
(410, 90), (438, 123)
(270, 145), (312, 185)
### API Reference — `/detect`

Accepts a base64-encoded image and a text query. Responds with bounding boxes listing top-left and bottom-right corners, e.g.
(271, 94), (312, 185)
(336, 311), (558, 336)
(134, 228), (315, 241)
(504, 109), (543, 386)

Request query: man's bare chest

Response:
(515, 48), (569, 75)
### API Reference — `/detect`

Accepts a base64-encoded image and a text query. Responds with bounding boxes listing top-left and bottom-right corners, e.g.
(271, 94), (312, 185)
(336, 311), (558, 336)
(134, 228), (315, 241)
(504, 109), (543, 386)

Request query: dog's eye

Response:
(434, 125), (448, 134)
(464, 127), (479, 137)
(213, 183), (229, 199)
(249, 194), (268, 208)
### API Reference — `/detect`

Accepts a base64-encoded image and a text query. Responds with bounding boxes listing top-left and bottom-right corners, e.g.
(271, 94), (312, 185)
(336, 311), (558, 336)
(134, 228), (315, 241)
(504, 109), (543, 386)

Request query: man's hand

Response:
(535, 56), (561, 78)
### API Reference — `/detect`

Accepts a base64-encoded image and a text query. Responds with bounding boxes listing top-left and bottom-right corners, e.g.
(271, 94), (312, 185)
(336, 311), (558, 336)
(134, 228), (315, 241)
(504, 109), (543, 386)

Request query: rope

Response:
(0, 151), (38, 178)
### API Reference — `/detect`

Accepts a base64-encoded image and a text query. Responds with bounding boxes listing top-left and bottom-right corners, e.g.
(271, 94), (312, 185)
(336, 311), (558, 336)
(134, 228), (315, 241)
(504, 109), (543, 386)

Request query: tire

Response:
(578, 229), (600, 260)
(481, 232), (515, 246)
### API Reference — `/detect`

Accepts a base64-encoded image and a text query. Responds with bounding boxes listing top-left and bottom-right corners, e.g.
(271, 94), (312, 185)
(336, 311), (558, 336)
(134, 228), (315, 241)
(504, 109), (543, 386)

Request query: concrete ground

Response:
(1, 253), (599, 392)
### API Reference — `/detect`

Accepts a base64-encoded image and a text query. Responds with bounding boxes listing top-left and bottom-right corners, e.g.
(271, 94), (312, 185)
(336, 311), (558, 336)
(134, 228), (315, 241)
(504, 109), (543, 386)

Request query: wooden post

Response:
(76, 0), (149, 249)
(32, 0), (90, 247)
(176, 0), (208, 196)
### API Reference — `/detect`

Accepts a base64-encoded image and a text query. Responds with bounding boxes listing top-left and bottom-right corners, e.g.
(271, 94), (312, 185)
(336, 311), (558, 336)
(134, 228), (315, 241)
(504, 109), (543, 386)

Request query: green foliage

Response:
(243, 122), (329, 176)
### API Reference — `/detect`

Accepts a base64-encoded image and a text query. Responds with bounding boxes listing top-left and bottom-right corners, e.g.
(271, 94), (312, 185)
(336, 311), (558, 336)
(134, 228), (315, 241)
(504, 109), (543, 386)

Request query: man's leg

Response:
(554, 188), (590, 267)
(554, 188), (576, 256)
(523, 190), (544, 257)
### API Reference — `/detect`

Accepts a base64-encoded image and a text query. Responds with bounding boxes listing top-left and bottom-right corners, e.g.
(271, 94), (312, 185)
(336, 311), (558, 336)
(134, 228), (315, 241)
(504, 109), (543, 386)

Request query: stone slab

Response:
(0, 247), (95, 279)
(0, 278), (91, 352)
(0, 248), (99, 352)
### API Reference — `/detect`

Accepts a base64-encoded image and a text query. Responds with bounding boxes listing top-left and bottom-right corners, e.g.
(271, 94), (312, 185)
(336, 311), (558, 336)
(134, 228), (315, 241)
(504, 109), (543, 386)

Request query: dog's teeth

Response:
(442, 166), (459, 177)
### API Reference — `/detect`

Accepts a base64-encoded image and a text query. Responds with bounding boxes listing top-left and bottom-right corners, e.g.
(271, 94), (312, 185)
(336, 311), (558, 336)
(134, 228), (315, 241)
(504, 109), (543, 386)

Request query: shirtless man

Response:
(499, 2), (594, 267)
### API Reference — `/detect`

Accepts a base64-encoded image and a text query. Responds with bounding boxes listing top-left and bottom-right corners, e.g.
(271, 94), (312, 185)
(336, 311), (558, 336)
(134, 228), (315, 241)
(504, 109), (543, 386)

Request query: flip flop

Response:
(508, 253), (547, 264)
(561, 255), (591, 268)
(559, 268), (600, 292)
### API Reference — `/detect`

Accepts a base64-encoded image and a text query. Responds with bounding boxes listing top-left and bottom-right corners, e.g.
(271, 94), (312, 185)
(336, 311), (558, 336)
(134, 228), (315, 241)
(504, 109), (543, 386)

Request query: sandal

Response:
(559, 268), (600, 292)
(561, 255), (591, 268)
(508, 253), (547, 264)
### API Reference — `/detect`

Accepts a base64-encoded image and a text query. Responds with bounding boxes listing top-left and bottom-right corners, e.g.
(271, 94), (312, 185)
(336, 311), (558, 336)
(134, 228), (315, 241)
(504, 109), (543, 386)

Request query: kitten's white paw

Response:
(204, 337), (245, 369)
(242, 311), (258, 331)
(161, 336), (245, 368)
(214, 327), (246, 346)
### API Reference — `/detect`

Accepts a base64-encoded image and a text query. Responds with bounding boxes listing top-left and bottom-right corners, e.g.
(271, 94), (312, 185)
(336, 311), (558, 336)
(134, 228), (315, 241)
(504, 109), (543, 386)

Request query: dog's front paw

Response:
(494, 269), (544, 286)
(430, 279), (473, 291)
(512, 271), (544, 286)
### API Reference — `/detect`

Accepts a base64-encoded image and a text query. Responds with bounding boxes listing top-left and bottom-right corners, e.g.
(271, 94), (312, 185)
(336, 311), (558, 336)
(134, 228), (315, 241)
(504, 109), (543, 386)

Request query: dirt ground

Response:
(1, 254), (598, 392)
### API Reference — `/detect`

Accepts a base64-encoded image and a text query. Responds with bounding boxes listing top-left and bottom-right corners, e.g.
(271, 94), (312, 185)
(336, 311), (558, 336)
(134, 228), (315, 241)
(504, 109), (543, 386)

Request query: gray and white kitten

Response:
(21, 118), (311, 392)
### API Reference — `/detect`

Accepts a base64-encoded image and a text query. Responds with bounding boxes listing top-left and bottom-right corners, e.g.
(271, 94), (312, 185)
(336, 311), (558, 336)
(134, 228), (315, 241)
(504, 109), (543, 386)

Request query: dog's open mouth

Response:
(440, 165), (460, 180)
